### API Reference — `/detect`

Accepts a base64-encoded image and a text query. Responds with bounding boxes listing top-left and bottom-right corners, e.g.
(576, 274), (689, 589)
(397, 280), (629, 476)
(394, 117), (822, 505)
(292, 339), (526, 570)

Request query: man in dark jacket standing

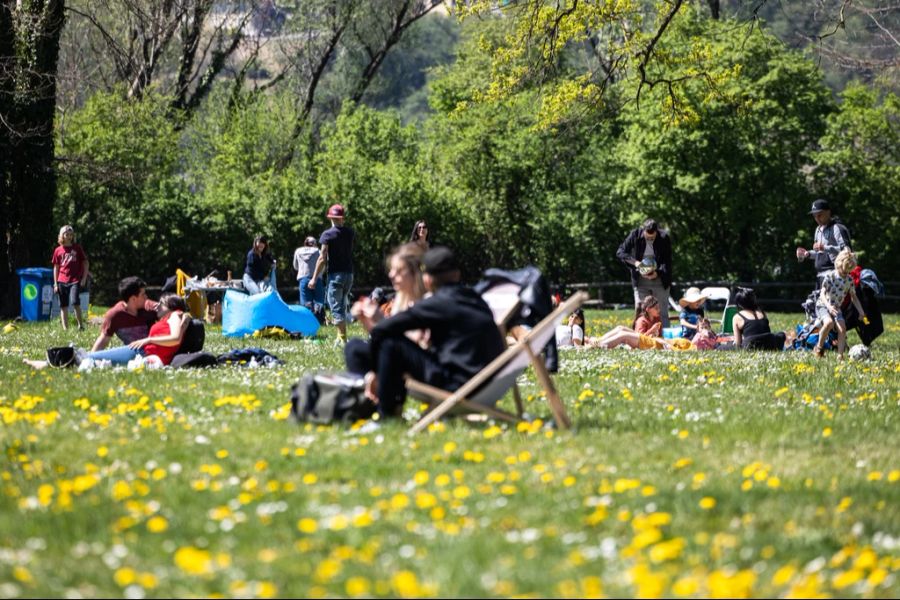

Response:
(354, 246), (505, 418)
(616, 219), (673, 328)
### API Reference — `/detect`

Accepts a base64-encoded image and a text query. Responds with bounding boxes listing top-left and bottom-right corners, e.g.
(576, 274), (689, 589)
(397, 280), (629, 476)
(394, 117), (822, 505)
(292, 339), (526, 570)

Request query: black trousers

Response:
(344, 337), (462, 417)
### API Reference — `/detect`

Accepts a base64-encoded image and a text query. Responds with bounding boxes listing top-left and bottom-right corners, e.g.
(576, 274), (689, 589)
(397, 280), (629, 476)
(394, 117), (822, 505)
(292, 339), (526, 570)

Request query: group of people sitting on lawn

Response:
(555, 247), (866, 360)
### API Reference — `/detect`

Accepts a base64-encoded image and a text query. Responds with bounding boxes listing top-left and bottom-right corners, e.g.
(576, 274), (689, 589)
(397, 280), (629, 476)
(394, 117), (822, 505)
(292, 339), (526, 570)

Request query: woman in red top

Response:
(130, 294), (191, 365)
(51, 225), (89, 331)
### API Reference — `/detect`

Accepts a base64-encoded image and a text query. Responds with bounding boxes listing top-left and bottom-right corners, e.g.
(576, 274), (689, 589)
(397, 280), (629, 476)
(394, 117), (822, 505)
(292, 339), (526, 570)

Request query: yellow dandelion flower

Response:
(314, 558), (341, 583)
(392, 570), (423, 598)
(772, 564), (797, 586)
(832, 569), (864, 589)
(113, 567), (136, 587)
(138, 572), (158, 589)
(146, 516), (168, 533)
(699, 497), (716, 510)
(346, 577), (371, 597)
(297, 518), (318, 534)
(174, 546), (213, 576)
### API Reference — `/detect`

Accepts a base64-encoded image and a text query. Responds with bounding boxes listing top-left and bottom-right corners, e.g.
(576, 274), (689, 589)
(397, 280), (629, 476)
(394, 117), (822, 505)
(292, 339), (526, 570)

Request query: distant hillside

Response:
(721, 0), (899, 94)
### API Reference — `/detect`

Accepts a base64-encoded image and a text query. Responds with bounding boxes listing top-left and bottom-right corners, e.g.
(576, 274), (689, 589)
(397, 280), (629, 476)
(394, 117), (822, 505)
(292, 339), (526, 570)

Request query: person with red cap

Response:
(310, 203), (356, 343)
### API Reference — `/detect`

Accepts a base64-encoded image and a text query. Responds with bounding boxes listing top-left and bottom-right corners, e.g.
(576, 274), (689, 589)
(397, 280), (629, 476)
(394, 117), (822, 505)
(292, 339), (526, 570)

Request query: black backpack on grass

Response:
(179, 319), (206, 354)
(46, 346), (76, 368)
(290, 373), (376, 424)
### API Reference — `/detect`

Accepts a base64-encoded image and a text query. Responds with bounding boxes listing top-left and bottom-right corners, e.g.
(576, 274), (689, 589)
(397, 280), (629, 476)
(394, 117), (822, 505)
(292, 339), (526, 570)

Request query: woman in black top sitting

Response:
(732, 287), (790, 350)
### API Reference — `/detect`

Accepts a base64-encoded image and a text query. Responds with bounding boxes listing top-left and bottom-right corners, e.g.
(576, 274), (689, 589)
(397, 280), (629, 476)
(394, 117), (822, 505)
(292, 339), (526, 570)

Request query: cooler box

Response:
(662, 326), (682, 339)
(16, 268), (55, 321)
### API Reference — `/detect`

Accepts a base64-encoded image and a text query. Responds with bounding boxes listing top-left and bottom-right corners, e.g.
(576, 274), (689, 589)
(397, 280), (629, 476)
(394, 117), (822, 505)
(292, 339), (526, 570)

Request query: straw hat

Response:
(679, 287), (708, 307)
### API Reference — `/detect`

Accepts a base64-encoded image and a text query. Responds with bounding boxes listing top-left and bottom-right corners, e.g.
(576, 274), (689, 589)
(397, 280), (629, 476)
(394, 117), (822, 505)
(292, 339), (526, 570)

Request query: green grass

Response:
(0, 308), (898, 598)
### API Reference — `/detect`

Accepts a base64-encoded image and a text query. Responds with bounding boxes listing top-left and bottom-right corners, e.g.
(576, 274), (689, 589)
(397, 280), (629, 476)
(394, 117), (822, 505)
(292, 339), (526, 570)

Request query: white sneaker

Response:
(349, 420), (381, 436)
(74, 347), (88, 366)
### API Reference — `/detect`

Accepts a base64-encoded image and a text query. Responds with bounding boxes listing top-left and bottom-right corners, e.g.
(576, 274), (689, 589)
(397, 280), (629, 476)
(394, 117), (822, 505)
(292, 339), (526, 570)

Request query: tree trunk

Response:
(0, 0), (65, 317)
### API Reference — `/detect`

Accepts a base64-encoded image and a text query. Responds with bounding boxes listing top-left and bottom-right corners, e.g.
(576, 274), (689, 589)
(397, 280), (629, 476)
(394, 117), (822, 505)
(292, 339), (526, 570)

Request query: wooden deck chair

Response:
(407, 291), (588, 435)
(478, 281), (526, 416)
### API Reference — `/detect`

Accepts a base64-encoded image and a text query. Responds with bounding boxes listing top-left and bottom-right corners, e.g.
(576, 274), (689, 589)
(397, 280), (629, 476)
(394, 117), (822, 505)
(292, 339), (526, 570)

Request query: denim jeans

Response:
(299, 276), (325, 309)
(86, 346), (144, 365)
(326, 272), (353, 324)
(243, 273), (272, 296)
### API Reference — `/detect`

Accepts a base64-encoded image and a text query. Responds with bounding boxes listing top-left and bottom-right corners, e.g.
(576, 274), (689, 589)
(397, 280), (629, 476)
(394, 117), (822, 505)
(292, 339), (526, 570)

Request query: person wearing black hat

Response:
(796, 199), (852, 289)
(347, 246), (505, 419)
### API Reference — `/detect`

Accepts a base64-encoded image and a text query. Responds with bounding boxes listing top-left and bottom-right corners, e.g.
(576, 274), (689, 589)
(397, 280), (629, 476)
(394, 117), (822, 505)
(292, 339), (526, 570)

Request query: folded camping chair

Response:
(176, 268), (208, 320)
(700, 286), (735, 334)
(407, 292), (588, 435)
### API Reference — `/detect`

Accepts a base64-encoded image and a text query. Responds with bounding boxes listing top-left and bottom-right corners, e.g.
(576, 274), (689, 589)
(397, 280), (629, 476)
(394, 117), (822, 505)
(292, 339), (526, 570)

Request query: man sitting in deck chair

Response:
(346, 246), (505, 419)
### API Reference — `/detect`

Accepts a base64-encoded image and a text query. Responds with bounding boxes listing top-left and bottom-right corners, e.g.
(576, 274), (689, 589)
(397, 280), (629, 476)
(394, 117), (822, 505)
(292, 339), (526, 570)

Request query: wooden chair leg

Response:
(526, 346), (571, 430)
(512, 384), (524, 417)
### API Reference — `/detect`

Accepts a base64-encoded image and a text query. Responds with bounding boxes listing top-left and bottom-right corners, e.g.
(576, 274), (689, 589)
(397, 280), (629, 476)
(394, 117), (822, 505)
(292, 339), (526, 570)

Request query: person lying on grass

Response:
(25, 294), (190, 370)
(590, 296), (668, 350)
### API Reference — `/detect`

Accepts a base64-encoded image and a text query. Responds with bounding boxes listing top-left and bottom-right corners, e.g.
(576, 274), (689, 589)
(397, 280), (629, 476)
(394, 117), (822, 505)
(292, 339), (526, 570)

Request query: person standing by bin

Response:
(51, 225), (89, 331)
(616, 219), (673, 328)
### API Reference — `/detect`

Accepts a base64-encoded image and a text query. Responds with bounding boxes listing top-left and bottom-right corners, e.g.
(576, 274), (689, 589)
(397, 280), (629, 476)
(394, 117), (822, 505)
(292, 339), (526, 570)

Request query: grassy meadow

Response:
(0, 307), (898, 598)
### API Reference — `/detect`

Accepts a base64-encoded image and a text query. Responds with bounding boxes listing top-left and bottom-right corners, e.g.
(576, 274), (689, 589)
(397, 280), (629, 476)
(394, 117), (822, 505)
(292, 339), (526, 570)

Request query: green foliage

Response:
(614, 13), (834, 282)
(811, 84), (900, 278)
(53, 9), (897, 302)
(56, 89), (197, 296)
(314, 105), (431, 284)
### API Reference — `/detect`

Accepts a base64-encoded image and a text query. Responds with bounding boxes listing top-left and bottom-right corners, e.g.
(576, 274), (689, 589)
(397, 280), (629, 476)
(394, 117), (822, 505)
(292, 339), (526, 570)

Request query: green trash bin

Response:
(16, 268), (55, 321)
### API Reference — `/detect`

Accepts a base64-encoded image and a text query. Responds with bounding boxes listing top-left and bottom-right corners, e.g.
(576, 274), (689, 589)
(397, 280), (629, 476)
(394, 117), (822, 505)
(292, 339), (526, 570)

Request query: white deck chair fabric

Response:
(701, 287), (731, 305)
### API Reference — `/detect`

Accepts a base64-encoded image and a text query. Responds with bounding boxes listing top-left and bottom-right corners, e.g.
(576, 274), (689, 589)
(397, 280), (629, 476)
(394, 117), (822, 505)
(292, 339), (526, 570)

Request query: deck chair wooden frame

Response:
(407, 292), (588, 435)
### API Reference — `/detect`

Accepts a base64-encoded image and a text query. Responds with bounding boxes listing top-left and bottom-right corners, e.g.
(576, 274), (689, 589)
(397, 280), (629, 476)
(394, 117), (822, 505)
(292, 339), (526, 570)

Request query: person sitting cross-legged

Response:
(345, 246), (505, 419)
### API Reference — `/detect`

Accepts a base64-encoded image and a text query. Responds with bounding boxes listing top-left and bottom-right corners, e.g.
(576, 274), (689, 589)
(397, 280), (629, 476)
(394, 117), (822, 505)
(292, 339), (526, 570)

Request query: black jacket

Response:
(616, 227), (673, 289)
(369, 284), (505, 384)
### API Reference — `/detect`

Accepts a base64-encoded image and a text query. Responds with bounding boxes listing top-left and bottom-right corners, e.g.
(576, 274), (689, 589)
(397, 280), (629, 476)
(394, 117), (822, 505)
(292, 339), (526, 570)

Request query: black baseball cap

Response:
(422, 246), (458, 275)
(809, 199), (831, 214)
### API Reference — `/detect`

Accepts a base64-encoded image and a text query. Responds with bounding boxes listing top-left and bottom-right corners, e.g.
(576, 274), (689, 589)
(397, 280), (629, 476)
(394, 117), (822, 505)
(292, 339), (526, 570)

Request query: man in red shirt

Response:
(90, 277), (160, 351)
